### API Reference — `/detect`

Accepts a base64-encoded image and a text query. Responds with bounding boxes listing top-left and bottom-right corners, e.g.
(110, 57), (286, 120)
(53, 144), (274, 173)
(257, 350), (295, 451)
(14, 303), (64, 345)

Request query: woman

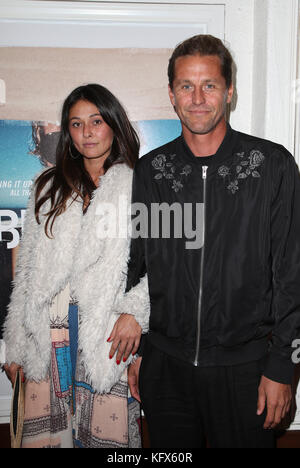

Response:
(3, 84), (150, 448)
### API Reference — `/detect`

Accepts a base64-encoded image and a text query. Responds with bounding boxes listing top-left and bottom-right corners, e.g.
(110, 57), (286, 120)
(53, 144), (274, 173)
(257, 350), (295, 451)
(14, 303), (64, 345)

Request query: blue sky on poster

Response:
(0, 120), (41, 208)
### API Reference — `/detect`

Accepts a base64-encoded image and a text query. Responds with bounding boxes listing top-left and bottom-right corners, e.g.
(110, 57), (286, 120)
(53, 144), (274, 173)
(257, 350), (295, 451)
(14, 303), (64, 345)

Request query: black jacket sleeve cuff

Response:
(263, 351), (295, 385)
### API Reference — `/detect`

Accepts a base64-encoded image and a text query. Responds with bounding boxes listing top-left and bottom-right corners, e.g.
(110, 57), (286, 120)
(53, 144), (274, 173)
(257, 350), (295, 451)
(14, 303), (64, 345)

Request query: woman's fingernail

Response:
(107, 337), (111, 342)
(109, 355), (113, 360)
(116, 360), (120, 365)
(123, 357), (127, 362)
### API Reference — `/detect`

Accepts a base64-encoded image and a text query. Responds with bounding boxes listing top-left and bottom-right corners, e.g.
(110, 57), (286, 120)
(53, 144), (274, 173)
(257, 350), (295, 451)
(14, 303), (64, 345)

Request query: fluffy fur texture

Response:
(4, 163), (150, 393)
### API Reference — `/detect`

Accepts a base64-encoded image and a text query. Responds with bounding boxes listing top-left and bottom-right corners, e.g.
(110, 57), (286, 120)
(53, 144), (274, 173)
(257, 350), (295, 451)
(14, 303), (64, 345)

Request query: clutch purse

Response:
(10, 370), (25, 448)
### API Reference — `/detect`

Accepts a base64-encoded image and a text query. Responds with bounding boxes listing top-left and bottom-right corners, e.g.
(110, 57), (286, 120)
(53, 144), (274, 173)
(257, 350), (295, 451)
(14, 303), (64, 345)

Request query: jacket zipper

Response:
(194, 165), (208, 367)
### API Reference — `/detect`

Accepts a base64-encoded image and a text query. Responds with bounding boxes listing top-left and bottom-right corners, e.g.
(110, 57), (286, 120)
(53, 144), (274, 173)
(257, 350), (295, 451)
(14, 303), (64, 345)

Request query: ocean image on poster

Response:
(0, 119), (181, 210)
(0, 120), (41, 209)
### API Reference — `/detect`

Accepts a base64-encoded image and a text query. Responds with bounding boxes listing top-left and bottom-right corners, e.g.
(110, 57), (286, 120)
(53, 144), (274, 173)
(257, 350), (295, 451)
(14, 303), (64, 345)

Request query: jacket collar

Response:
(178, 123), (238, 173)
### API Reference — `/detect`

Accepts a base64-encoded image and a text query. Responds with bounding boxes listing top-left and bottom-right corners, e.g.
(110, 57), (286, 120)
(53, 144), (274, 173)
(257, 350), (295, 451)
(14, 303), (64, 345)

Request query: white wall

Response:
(251, 0), (299, 155)
(0, 0), (299, 427)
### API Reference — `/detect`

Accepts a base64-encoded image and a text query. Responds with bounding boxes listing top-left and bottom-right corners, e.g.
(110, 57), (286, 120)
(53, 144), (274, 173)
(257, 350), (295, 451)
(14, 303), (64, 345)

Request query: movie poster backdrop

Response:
(0, 118), (181, 337)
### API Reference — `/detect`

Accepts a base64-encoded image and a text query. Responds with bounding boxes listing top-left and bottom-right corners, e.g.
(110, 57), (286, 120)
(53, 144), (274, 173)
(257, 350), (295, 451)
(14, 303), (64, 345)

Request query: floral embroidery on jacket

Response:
(218, 149), (265, 194)
(152, 153), (192, 192)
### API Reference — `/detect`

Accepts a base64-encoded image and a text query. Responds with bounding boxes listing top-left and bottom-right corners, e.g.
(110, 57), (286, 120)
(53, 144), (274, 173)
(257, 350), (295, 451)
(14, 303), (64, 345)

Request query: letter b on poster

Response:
(0, 209), (25, 249)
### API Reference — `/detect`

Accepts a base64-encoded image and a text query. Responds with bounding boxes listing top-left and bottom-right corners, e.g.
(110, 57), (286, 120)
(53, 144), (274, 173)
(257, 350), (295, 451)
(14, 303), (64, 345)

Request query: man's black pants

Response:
(139, 342), (275, 448)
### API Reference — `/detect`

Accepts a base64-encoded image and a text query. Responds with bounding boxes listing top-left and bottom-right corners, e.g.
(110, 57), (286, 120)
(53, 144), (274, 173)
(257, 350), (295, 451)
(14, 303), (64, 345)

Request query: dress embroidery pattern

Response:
(218, 149), (265, 194)
(152, 153), (192, 193)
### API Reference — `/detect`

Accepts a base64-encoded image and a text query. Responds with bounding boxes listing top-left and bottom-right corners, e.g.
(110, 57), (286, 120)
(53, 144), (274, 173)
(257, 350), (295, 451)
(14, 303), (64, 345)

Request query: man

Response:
(127, 35), (300, 448)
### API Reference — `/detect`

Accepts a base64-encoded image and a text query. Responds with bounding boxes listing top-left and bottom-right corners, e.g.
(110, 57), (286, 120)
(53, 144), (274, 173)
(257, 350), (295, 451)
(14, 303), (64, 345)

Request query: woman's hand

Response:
(3, 362), (25, 388)
(108, 314), (142, 364)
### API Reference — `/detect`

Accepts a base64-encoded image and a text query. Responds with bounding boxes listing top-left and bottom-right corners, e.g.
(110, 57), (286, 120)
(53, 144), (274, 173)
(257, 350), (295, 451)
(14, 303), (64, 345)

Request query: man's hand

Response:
(128, 357), (142, 403)
(257, 375), (292, 429)
(108, 314), (142, 364)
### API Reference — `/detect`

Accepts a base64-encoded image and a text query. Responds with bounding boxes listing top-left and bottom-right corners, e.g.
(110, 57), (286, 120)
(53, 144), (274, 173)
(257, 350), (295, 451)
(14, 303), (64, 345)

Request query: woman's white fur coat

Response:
(4, 163), (150, 393)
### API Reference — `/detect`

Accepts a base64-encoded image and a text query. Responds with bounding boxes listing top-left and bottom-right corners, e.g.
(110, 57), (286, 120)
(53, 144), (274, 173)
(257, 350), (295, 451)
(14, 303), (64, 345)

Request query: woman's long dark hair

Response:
(34, 84), (140, 237)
